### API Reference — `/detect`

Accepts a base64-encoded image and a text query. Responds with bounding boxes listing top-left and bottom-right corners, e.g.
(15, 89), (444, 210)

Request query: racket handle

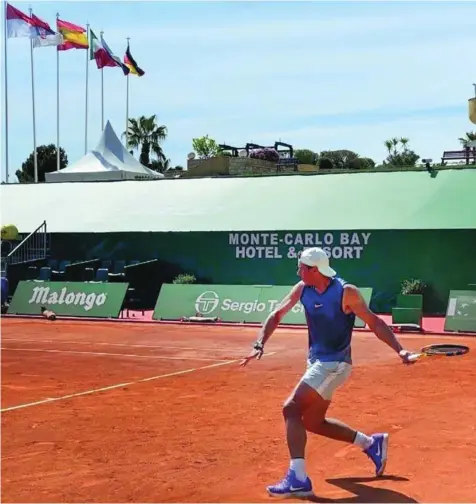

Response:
(407, 353), (421, 362)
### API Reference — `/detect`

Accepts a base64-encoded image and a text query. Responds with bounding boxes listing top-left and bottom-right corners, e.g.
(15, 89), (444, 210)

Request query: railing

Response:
(5, 220), (49, 268)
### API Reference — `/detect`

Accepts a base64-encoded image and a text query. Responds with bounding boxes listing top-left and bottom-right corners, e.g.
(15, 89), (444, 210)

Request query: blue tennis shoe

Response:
(266, 469), (313, 498)
(364, 433), (389, 476)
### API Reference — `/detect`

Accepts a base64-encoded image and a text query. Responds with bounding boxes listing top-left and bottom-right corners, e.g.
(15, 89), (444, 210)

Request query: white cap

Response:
(298, 247), (336, 277)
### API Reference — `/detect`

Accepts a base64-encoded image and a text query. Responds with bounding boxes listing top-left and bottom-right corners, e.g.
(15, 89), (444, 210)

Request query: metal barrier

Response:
(5, 221), (49, 273)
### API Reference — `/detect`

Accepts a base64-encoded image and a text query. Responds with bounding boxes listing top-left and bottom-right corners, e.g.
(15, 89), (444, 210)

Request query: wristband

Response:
(253, 341), (264, 352)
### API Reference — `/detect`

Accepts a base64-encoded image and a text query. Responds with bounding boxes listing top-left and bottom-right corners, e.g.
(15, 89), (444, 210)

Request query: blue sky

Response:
(2, 0), (476, 182)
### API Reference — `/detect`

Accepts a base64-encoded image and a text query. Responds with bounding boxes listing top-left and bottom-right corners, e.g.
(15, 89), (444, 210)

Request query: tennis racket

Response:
(406, 343), (469, 362)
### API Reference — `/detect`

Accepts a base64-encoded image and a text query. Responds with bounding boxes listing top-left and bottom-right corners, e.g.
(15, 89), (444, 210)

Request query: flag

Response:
(56, 18), (88, 51)
(6, 3), (36, 38)
(124, 44), (144, 76)
(31, 14), (63, 48)
(89, 30), (130, 75)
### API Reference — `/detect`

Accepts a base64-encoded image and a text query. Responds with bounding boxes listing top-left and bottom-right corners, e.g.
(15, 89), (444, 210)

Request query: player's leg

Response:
(301, 360), (388, 476)
(266, 381), (319, 498)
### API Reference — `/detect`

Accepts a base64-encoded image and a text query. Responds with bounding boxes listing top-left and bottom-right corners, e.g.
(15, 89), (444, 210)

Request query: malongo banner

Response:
(8, 281), (129, 318)
(153, 284), (373, 328)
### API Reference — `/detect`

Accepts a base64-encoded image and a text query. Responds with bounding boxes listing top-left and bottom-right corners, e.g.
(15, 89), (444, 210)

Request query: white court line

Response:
(1, 351), (277, 413)
(0, 339), (242, 352)
(0, 361), (237, 413)
(1, 347), (232, 362)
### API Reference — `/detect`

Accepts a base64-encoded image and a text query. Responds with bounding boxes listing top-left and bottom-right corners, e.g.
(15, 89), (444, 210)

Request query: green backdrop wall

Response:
(50, 229), (476, 314)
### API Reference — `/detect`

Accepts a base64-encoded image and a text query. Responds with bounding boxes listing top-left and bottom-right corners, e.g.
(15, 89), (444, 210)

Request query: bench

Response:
(441, 149), (476, 164)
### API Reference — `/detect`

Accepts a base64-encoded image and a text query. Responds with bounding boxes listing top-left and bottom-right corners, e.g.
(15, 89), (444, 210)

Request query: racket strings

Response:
(423, 344), (469, 356)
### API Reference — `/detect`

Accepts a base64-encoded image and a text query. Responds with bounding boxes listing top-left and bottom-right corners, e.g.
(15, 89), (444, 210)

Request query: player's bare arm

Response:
(343, 285), (412, 363)
(240, 281), (304, 366)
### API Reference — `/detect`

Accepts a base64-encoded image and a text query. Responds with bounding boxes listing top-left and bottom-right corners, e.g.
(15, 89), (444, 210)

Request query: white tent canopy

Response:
(45, 121), (164, 182)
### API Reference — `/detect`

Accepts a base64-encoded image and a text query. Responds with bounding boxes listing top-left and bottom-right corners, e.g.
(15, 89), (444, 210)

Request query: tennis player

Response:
(241, 247), (415, 498)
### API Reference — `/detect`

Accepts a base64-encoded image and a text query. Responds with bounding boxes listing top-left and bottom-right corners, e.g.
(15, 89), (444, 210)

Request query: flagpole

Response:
(125, 37), (130, 148)
(56, 12), (60, 171)
(4, 1), (9, 183)
(85, 23), (89, 153)
(101, 68), (104, 130)
(100, 30), (104, 131)
(29, 8), (38, 183)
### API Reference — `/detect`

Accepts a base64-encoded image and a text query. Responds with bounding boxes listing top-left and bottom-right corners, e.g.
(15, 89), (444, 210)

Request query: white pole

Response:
(4, 1), (9, 182)
(125, 37), (130, 148)
(29, 7), (38, 183)
(100, 31), (104, 131)
(85, 23), (89, 153)
(56, 13), (60, 171)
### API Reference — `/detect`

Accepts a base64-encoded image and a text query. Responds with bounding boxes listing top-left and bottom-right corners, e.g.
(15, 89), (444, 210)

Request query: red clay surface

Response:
(1, 318), (476, 503)
(7, 311), (462, 335)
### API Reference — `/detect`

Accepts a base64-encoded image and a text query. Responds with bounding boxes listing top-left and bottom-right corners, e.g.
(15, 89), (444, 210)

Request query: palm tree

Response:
(149, 158), (171, 173)
(458, 131), (476, 148)
(391, 137), (399, 153)
(123, 115), (167, 167)
(384, 139), (393, 155)
(400, 137), (409, 151)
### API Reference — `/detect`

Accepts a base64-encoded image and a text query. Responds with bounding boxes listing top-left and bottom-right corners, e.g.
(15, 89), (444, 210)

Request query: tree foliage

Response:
(150, 158), (184, 173)
(348, 157), (376, 170)
(192, 135), (221, 159)
(458, 131), (476, 148)
(123, 115), (167, 168)
(16, 144), (68, 183)
(319, 157), (334, 170)
(383, 137), (419, 167)
(319, 149), (358, 170)
(316, 149), (377, 170)
(149, 158), (169, 173)
(294, 149), (317, 165)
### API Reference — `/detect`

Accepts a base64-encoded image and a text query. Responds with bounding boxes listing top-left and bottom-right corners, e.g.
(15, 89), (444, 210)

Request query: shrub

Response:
(348, 157), (376, 170)
(400, 278), (427, 295)
(173, 273), (197, 284)
(319, 157), (334, 170)
(249, 148), (280, 163)
(294, 149), (317, 165)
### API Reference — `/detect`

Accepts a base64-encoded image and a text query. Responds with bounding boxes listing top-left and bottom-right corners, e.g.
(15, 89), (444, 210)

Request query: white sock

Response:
(290, 458), (307, 481)
(353, 432), (374, 450)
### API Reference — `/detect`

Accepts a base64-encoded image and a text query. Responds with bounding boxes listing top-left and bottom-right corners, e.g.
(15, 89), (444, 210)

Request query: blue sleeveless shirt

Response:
(300, 277), (355, 365)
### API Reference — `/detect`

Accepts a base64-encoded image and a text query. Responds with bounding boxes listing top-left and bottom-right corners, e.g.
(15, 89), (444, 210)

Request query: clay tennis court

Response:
(1, 318), (475, 503)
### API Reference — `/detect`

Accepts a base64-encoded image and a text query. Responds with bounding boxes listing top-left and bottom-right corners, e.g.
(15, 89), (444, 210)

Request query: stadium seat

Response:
(39, 267), (52, 281)
(95, 268), (109, 282)
(82, 267), (95, 282)
(58, 260), (71, 272)
(101, 260), (112, 270)
(48, 259), (58, 270)
(391, 294), (423, 326)
(114, 260), (126, 274)
(27, 266), (38, 280)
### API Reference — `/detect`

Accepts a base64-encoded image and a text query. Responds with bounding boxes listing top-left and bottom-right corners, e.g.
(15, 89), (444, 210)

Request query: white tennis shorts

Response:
(300, 359), (352, 400)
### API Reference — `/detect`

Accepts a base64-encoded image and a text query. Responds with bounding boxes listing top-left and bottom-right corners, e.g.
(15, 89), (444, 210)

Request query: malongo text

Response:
(28, 286), (107, 312)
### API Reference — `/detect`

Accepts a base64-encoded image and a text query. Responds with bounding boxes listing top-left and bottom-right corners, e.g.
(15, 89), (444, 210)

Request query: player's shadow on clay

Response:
(305, 475), (418, 503)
